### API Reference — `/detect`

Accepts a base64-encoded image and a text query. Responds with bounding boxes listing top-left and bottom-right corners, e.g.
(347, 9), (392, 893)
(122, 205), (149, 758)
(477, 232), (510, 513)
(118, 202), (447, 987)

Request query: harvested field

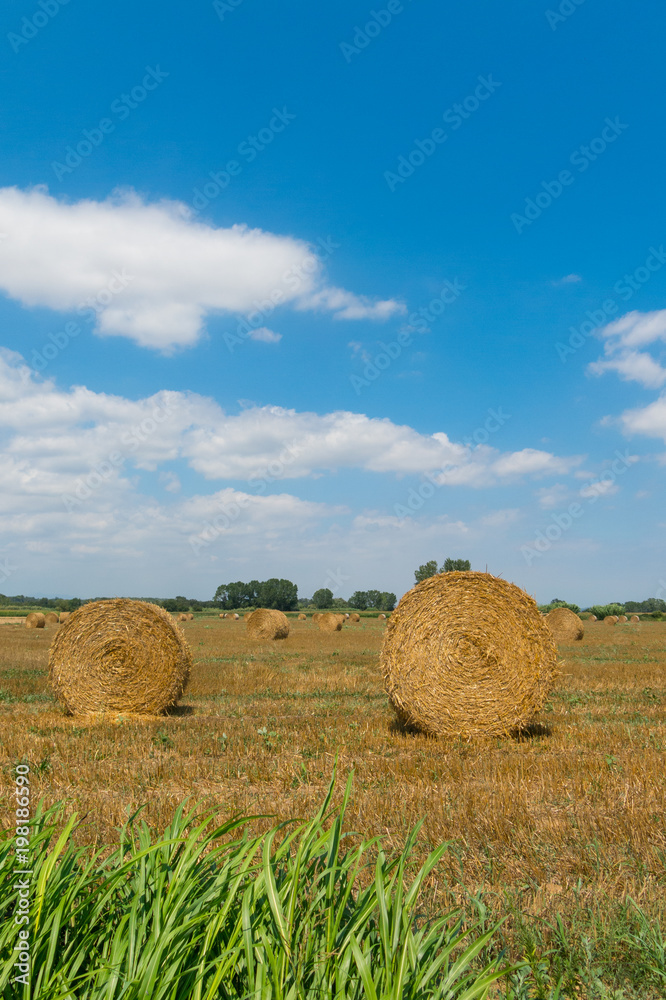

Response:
(1, 616), (666, 996)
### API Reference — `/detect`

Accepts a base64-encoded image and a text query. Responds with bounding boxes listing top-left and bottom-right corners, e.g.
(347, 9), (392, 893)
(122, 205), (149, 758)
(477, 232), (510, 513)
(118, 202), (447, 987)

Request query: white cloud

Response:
(0, 186), (404, 352)
(588, 350), (666, 389)
(248, 326), (282, 344)
(618, 395), (666, 442)
(535, 484), (570, 509)
(588, 310), (666, 388)
(552, 274), (582, 285)
(480, 508), (521, 527)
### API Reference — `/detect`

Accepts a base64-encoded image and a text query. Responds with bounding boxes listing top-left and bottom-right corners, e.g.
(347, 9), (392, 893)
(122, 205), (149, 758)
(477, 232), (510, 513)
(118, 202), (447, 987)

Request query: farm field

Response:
(1, 615), (666, 997)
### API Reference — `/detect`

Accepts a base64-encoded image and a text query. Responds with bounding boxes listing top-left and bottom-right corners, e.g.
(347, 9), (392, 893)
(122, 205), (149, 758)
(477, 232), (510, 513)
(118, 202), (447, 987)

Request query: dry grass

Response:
(1, 616), (666, 994)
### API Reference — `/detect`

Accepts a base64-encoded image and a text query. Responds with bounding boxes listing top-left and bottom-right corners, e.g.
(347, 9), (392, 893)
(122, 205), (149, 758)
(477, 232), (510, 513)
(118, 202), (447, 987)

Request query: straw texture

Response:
(48, 599), (192, 716)
(59, 611), (71, 621)
(25, 612), (45, 629)
(44, 612), (60, 625)
(317, 613), (342, 632)
(381, 571), (558, 739)
(246, 608), (290, 640)
(545, 607), (584, 643)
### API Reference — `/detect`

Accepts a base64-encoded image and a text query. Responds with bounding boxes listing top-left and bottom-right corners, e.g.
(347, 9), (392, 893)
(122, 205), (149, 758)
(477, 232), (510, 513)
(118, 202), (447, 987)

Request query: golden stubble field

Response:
(1, 614), (666, 984)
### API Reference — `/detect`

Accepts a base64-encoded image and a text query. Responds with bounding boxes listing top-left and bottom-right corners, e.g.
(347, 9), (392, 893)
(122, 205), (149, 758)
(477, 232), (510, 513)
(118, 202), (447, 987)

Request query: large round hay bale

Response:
(25, 612), (45, 629)
(335, 614), (345, 625)
(246, 608), (290, 640)
(298, 613), (307, 620)
(317, 612), (342, 632)
(48, 599), (191, 716)
(630, 615), (640, 623)
(617, 615), (627, 623)
(604, 616), (617, 625)
(350, 613), (360, 622)
(545, 607), (584, 643)
(44, 611), (60, 625)
(381, 571), (558, 739)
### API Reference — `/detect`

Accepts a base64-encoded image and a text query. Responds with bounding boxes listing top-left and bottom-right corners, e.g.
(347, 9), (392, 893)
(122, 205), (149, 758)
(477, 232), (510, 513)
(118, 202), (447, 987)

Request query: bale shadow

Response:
(165, 704), (195, 717)
(511, 720), (552, 741)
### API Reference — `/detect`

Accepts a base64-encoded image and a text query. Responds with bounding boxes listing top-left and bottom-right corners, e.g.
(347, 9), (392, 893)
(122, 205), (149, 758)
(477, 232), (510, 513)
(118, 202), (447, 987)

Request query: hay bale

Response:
(48, 599), (191, 716)
(378, 613), (387, 620)
(298, 613), (307, 620)
(589, 615), (597, 621)
(312, 613), (322, 623)
(350, 613), (360, 622)
(603, 616), (617, 625)
(246, 608), (290, 640)
(25, 612), (45, 629)
(630, 615), (640, 623)
(617, 615), (627, 623)
(59, 611), (70, 621)
(381, 571), (558, 739)
(219, 613), (226, 619)
(177, 613), (188, 622)
(317, 613), (342, 632)
(345, 613), (350, 619)
(335, 614), (345, 625)
(545, 607), (584, 643)
(233, 613), (240, 620)
(44, 612), (60, 625)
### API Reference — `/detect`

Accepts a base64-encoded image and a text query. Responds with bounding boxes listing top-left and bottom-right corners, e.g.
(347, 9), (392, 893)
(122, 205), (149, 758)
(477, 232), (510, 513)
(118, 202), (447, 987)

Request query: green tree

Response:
(350, 591), (368, 610)
(414, 560), (438, 584)
(379, 592), (397, 611)
(258, 578), (298, 611)
(539, 598), (581, 615)
(442, 558), (471, 572)
(312, 588), (333, 609)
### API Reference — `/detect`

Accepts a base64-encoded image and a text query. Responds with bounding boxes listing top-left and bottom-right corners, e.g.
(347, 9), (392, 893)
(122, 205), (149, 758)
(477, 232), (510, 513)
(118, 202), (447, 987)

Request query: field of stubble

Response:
(1, 614), (666, 997)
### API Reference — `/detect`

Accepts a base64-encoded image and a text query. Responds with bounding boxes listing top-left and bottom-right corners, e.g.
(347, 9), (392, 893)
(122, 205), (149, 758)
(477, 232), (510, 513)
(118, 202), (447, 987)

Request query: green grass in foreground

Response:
(1, 774), (518, 1000)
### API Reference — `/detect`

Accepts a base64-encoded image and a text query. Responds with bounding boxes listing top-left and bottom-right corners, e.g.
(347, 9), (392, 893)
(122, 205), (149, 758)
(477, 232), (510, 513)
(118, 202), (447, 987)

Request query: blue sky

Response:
(0, 0), (664, 605)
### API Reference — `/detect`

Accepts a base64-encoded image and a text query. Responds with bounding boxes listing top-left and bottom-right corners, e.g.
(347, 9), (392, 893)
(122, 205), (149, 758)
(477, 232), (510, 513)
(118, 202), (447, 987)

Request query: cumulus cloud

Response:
(247, 326), (282, 344)
(588, 309), (666, 388)
(0, 186), (404, 352)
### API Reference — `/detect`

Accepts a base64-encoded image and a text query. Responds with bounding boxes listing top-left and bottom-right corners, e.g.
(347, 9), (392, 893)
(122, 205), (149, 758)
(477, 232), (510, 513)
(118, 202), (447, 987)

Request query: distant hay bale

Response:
(545, 607), (584, 643)
(317, 613), (342, 632)
(312, 613), (322, 623)
(617, 615), (628, 623)
(381, 571), (558, 739)
(59, 612), (70, 621)
(219, 613), (226, 618)
(44, 612), (60, 625)
(177, 613), (188, 622)
(25, 612), (45, 629)
(298, 613), (307, 620)
(187, 613), (194, 620)
(589, 615), (597, 621)
(630, 615), (640, 623)
(350, 613), (360, 622)
(378, 613), (387, 620)
(335, 614), (345, 625)
(48, 599), (191, 716)
(246, 608), (290, 640)
(604, 616), (617, 625)
(345, 613), (350, 619)
(233, 613), (240, 620)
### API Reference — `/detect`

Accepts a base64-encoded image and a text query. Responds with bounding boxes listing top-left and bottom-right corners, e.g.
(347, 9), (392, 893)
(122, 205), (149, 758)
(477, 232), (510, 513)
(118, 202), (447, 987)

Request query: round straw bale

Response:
(378, 613), (387, 619)
(335, 614), (345, 625)
(177, 613), (188, 621)
(630, 615), (640, 623)
(298, 613), (307, 620)
(246, 608), (290, 640)
(44, 611), (60, 625)
(604, 616), (617, 625)
(381, 571), (558, 739)
(312, 612), (322, 623)
(219, 613), (225, 618)
(317, 612), (342, 632)
(545, 607), (584, 643)
(59, 611), (70, 621)
(350, 613), (360, 622)
(48, 599), (191, 716)
(25, 612), (45, 629)
(589, 615), (597, 621)
(617, 615), (627, 623)
(345, 613), (350, 618)
(233, 613), (239, 620)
